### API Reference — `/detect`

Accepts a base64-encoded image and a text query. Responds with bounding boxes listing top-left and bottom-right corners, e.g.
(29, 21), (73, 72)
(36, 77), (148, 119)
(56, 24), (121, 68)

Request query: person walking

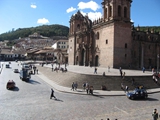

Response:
(71, 82), (75, 91)
(122, 72), (125, 79)
(142, 67), (145, 73)
(86, 84), (89, 94)
(125, 86), (129, 92)
(152, 109), (158, 120)
(94, 67), (97, 74)
(108, 66), (110, 72)
(50, 88), (56, 99)
(82, 82), (86, 90)
(119, 67), (123, 78)
(74, 82), (78, 91)
(36, 69), (38, 74)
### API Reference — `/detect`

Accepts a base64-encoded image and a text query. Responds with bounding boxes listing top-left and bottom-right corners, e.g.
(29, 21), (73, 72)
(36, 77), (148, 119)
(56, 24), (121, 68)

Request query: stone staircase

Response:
(36, 65), (160, 91)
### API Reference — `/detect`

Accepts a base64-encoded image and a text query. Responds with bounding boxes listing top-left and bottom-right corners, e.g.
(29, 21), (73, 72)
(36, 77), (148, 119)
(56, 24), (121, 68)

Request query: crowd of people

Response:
(70, 81), (94, 95)
(82, 82), (94, 95)
(28, 64), (38, 75)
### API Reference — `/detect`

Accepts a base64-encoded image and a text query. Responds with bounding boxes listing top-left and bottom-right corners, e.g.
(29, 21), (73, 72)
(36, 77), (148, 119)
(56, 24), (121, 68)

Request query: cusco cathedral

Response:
(68, 0), (160, 69)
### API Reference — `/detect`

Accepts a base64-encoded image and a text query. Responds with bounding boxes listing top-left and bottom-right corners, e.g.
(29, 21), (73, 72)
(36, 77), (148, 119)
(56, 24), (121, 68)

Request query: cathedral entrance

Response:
(81, 49), (85, 66)
(76, 56), (78, 65)
(95, 55), (99, 66)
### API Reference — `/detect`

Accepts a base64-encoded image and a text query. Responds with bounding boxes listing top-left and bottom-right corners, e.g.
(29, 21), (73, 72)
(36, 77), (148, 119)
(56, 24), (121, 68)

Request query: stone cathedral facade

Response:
(68, 0), (160, 69)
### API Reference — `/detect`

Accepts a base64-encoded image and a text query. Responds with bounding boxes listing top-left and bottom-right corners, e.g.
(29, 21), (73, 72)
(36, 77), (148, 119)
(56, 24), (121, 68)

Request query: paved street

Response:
(0, 61), (160, 120)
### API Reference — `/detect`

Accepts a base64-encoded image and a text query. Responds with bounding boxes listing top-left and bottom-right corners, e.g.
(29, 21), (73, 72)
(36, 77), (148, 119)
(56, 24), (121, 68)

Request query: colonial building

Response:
(52, 39), (69, 49)
(0, 47), (26, 61)
(68, 0), (160, 69)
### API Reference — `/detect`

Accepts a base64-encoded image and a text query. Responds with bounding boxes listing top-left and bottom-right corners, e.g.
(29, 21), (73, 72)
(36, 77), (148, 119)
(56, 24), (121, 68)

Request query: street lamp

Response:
(157, 54), (159, 73)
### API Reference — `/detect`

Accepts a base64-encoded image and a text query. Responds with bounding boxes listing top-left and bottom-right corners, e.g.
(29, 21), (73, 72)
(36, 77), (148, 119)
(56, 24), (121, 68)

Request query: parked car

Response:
(6, 80), (15, 89)
(14, 69), (19, 73)
(6, 64), (10, 68)
(126, 88), (148, 100)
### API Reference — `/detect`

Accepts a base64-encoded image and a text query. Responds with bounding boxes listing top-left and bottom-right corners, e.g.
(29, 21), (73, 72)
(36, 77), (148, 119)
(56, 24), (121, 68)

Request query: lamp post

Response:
(157, 54), (159, 73)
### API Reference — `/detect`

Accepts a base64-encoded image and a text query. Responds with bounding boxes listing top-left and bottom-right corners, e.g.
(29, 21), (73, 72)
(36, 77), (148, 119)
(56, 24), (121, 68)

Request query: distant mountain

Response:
(0, 24), (69, 41)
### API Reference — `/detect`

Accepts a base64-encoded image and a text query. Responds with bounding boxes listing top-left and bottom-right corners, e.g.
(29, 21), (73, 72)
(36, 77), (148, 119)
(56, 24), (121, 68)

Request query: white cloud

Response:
(80, 11), (102, 21)
(30, 4), (37, 9)
(66, 7), (76, 13)
(37, 18), (49, 24)
(78, 1), (100, 11)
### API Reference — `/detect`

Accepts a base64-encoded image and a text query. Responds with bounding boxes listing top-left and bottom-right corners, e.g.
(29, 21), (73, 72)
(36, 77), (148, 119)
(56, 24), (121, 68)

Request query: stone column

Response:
(157, 54), (159, 73)
(141, 43), (144, 68)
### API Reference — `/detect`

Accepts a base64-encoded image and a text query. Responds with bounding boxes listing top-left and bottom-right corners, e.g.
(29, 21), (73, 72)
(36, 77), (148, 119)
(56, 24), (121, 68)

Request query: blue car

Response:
(126, 88), (148, 100)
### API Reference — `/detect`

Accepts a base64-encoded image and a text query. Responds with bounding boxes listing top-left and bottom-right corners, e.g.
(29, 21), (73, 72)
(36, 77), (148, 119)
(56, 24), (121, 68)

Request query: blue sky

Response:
(0, 0), (160, 34)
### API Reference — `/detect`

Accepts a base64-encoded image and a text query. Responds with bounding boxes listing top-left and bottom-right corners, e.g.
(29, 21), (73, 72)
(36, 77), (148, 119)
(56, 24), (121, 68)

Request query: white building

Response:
(52, 40), (68, 49)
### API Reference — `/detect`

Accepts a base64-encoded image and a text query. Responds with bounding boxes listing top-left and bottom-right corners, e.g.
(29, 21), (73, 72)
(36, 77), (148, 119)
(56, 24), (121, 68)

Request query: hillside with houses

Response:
(0, 32), (69, 64)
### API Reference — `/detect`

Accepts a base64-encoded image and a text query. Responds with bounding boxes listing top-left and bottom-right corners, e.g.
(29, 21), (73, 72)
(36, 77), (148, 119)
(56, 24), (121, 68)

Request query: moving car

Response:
(14, 69), (19, 73)
(126, 88), (148, 100)
(6, 80), (15, 89)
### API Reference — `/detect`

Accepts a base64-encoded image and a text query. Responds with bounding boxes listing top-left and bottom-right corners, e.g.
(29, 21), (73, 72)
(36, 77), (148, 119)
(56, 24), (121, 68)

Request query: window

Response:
(124, 7), (127, 18)
(148, 45), (151, 50)
(104, 8), (107, 19)
(125, 43), (127, 48)
(137, 35), (140, 40)
(77, 24), (80, 30)
(106, 39), (108, 44)
(97, 32), (99, 39)
(134, 51), (136, 57)
(109, 6), (112, 17)
(118, 6), (121, 17)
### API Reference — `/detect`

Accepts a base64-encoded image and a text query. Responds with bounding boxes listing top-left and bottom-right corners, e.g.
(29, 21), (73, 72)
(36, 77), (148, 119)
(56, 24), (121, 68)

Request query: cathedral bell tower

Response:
(102, 0), (132, 23)
(93, 0), (132, 68)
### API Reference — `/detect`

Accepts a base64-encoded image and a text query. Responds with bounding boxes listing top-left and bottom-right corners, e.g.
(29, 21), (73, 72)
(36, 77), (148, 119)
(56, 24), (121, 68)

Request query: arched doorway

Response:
(81, 49), (85, 66)
(76, 56), (78, 65)
(95, 55), (99, 66)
